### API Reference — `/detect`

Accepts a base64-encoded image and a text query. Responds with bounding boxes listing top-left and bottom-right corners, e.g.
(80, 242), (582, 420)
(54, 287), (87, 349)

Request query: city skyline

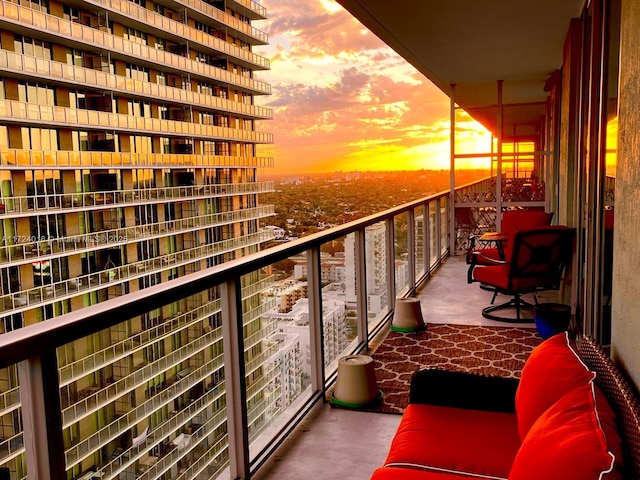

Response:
(254, 0), (493, 175)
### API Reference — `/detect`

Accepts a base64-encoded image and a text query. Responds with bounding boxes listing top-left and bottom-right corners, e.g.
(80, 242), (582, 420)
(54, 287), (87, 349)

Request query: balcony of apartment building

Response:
(0, 165), (614, 480)
(0, 1), (635, 480)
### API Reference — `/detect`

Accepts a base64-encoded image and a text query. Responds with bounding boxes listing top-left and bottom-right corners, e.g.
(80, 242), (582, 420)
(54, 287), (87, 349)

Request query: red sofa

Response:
(370, 332), (640, 480)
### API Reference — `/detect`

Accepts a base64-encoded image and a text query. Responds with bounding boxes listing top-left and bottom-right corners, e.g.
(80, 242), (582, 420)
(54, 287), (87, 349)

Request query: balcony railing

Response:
(0, 149), (274, 169)
(0, 2), (271, 94)
(0, 51), (273, 119)
(0, 186), (454, 480)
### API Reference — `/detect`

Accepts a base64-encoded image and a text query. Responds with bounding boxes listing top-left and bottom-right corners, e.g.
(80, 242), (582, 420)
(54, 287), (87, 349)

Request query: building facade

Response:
(0, 0), (275, 478)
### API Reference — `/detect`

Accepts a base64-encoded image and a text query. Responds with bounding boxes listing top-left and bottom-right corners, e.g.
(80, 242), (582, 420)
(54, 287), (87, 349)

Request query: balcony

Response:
(0, 177), (561, 480)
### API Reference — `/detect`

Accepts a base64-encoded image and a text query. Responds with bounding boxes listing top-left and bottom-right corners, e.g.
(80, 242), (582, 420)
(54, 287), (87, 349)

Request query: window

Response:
(21, 127), (58, 150)
(160, 137), (170, 154)
(215, 114), (229, 127)
(200, 112), (214, 125)
(63, 5), (80, 22)
(197, 82), (214, 96)
(14, 35), (52, 60)
(194, 21), (213, 35)
(123, 26), (148, 45)
(156, 71), (167, 85)
(72, 131), (89, 151)
(10, 0), (49, 13)
(126, 63), (150, 82)
(128, 99), (151, 117)
(66, 48), (84, 67)
(130, 136), (153, 153)
(18, 82), (55, 106)
(202, 141), (215, 155)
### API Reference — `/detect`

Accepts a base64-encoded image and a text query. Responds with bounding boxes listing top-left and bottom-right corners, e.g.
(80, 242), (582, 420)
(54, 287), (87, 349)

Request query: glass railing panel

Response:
(429, 202), (439, 267)
(58, 286), (228, 480)
(414, 205), (426, 280)
(363, 222), (390, 334)
(0, 371), (24, 476)
(317, 235), (359, 381)
(394, 213), (409, 297)
(440, 197), (449, 257)
(243, 260), (312, 465)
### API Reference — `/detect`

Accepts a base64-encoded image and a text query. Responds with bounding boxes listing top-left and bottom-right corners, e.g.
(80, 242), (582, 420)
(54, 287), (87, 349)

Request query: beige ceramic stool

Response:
(331, 355), (381, 408)
(391, 298), (425, 332)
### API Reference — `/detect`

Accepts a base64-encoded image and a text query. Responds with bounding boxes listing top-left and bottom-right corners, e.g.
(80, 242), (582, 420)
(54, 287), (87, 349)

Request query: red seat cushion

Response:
(472, 263), (510, 289)
(384, 404), (519, 479)
(370, 466), (492, 480)
(515, 331), (595, 440)
(509, 382), (623, 480)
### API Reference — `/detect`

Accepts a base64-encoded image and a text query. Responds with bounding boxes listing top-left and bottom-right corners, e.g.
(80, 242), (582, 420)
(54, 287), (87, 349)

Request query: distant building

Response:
(293, 254), (345, 284)
(344, 223), (388, 311)
(265, 225), (287, 240)
(262, 280), (308, 313)
(264, 332), (303, 413)
(264, 296), (349, 378)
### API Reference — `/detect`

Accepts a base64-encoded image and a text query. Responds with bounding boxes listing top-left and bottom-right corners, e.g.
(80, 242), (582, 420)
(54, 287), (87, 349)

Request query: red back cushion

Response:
(509, 382), (623, 480)
(502, 210), (553, 234)
(515, 331), (595, 439)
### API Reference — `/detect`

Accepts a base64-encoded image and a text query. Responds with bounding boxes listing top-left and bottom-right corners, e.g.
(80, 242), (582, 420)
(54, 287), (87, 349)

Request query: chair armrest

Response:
(466, 235), (482, 264)
(467, 251), (508, 283)
(409, 367), (519, 413)
(471, 250), (507, 266)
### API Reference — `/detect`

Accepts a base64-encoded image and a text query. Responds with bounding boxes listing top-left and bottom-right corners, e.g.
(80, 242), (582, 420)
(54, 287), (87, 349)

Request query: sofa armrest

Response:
(409, 367), (519, 413)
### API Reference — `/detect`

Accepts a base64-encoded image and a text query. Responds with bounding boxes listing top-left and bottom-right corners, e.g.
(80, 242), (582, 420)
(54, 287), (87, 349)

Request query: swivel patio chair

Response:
(466, 209), (554, 283)
(471, 225), (574, 322)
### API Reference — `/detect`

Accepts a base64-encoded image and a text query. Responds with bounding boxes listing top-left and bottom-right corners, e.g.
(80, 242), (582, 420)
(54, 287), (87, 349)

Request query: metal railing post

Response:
(450, 84), (457, 254)
(435, 198), (442, 259)
(221, 279), (249, 479)
(307, 247), (325, 392)
(18, 350), (65, 480)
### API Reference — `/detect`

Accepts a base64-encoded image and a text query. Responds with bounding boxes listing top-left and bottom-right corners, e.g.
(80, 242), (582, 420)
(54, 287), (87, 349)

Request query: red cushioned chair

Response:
(471, 226), (574, 322)
(466, 209), (554, 283)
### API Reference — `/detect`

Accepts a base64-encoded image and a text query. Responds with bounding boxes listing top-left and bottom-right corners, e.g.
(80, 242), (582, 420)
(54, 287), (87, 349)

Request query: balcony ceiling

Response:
(337, 0), (585, 139)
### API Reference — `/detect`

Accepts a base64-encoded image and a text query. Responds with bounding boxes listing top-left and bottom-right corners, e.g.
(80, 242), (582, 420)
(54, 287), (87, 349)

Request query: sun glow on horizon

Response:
(255, 0), (497, 176)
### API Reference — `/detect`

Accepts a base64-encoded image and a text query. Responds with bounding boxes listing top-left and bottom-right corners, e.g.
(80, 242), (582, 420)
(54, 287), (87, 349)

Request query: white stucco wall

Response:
(611, 0), (640, 388)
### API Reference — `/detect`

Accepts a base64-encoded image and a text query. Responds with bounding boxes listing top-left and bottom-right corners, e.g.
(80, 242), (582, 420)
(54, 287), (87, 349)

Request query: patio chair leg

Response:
(481, 294), (535, 323)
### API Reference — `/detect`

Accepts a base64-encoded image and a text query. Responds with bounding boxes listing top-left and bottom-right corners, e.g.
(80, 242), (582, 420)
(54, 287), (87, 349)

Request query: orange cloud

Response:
(254, 0), (487, 174)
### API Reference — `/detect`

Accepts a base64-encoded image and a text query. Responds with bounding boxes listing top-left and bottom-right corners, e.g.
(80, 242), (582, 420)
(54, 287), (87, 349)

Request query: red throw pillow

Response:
(515, 331), (595, 439)
(509, 382), (623, 480)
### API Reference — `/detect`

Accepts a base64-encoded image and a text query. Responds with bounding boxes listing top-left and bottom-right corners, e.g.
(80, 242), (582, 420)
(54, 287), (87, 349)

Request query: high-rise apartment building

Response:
(0, 0), (275, 478)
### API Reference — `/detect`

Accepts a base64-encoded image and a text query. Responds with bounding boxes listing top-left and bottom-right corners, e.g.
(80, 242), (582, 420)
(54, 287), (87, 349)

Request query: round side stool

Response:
(391, 298), (426, 332)
(331, 355), (382, 409)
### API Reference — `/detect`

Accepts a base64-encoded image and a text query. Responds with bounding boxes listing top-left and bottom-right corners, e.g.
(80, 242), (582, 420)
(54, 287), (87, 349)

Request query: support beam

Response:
(18, 350), (65, 480)
(221, 279), (249, 479)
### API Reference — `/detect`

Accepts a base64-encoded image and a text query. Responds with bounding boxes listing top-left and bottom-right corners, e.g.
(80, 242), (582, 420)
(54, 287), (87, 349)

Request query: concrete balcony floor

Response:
(254, 255), (555, 480)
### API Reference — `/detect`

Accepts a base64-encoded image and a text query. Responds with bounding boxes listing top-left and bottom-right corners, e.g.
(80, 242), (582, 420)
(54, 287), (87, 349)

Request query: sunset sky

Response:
(253, 0), (492, 174)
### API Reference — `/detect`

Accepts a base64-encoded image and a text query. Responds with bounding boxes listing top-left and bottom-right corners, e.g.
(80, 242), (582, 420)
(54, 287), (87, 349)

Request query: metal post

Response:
(449, 84), (457, 254)
(496, 80), (504, 231)
(18, 350), (65, 480)
(221, 279), (249, 479)
(306, 247), (325, 392)
(435, 198), (442, 259)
